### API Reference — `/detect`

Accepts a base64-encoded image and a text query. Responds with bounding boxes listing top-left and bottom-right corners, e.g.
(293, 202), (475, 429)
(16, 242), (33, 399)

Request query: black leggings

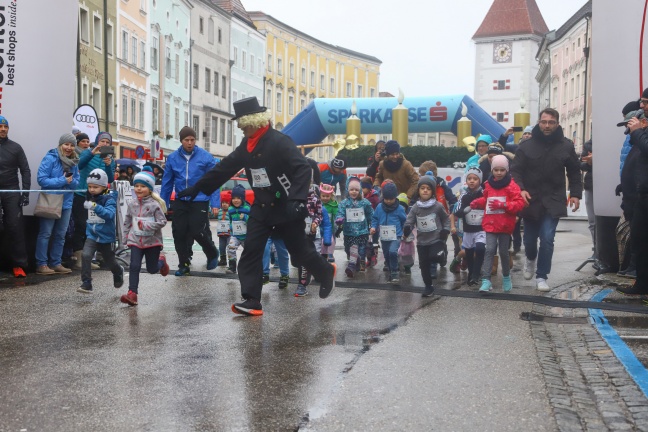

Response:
(129, 246), (162, 293)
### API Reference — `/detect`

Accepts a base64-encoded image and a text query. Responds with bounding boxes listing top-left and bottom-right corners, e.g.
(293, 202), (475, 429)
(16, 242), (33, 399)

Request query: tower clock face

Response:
(493, 43), (512, 63)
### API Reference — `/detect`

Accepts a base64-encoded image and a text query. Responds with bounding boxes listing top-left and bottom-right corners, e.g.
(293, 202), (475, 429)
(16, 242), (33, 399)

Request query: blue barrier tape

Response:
(0, 189), (86, 193)
(589, 289), (648, 397)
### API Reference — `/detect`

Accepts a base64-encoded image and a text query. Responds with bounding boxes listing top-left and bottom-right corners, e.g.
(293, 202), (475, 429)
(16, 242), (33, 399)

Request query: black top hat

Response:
(232, 97), (267, 121)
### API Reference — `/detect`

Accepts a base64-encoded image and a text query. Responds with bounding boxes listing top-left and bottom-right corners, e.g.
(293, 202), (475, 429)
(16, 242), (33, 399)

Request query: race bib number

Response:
(232, 220), (247, 236)
(216, 221), (229, 234)
(417, 214), (437, 233)
(346, 208), (365, 223)
(133, 217), (155, 237)
(250, 168), (271, 188)
(486, 197), (506, 215)
(380, 225), (397, 241)
(466, 209), (484, 226)
(88, 209), (105, 224)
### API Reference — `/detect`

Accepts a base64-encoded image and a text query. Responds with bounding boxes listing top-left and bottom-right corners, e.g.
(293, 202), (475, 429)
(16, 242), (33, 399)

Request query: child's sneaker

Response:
(262, 274), (270, 285)
(449, 257), (461, 274)
(382, 264), (389, 272)
(77, 281), (93, 294)
(226, 260), (237, 274)
(294, 285), (308, 297)
(278, 275), (289, 289)
(175, 263), (190, 276)
(370, 255), (378, 267)
(359, 261), (366, 272)
(218, 255), (227, 266)
(390, 272), (400, 284)
(422, 285), (435, 297)
(327, 254), (335, 263)
(502, 275), (512, 292)
(113, 265), (124, 289)
(404, 265), (412, 275)
(479, 279), (492, 292)
(120, 290), (138, 305)
(159, 253), (169, 277)
(345, 261), (356, 278)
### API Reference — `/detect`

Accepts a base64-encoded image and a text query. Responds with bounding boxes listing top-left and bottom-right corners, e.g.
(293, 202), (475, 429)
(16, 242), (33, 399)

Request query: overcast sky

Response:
(241, 0), (587, 97)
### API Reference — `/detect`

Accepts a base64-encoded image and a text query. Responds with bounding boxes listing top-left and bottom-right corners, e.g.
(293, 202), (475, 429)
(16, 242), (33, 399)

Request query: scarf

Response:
(383, 156), (403, 172)
(58, 146), (79, 171)
(487, 173), (512, 190)
(381, 199), (400, 213)
(247, 124), (270, 152)
(416, 198), (437, 209)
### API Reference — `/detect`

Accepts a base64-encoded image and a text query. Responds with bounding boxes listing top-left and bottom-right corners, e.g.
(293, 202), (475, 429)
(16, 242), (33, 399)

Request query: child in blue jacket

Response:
(371, 183), (407, 284)
(226, 184), (251, 274)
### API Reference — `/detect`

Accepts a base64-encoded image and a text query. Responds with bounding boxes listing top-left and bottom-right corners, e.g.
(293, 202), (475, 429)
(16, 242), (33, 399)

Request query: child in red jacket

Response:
(470, 155), (524, 292)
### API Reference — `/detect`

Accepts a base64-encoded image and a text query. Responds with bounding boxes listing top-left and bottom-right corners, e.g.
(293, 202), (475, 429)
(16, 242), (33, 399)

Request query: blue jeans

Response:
(263, 237), (289, 276)
(523, 215), (560, 280)
(36, 208), (72, 267)
(381, 240), (399, 274)
(129, 246), (162, 293)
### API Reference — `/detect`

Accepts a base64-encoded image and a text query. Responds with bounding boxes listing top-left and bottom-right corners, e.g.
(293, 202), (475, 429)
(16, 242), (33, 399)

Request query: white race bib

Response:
(346, 208), (365, 223)
(486, 197), (506, 215)
(417, 214), (437, 233)
(88, 209), (105, 224)
(232, 220), (247, 236)
(466, 209), (485, 226)
(380, 225), (397, 241)
(250, 168), (271, 188)
(133, 217), (155, 237)
(216, 220), (229, 234)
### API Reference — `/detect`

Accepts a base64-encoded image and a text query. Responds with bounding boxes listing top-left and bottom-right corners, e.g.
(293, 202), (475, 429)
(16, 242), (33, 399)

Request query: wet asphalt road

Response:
(0, 219), (609, 431)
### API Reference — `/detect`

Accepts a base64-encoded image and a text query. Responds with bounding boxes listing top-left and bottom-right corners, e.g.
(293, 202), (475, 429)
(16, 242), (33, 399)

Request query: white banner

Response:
(0, 0), (78, 215)
(73, 104), (100, 143)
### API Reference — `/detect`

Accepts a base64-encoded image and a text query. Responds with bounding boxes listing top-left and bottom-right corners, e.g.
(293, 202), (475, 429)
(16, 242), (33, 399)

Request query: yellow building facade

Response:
(248, 12), (381, 161)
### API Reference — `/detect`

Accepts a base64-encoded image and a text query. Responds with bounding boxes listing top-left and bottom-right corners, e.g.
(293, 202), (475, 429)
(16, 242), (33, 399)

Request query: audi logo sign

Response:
(73, 104), (100, 143)
(75, 114), (96, 123)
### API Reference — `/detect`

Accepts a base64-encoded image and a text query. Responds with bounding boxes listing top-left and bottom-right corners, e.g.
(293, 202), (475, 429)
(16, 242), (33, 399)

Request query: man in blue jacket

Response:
(161, 126), (220, 275)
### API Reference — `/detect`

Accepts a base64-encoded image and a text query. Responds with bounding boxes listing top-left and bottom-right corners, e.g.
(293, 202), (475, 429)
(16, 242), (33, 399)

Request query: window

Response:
(357, 85), (363, 97)
(184, 60), (189, 89)
(233, 46), (238, 66)
(175, 107), (180, 135)
(80, 8), (89, 43)
(346, 82), (352, 97)
(277, 58), (283, 76)
(92, 87), (101, 116)
(220, 119), (226, 144)
(193, 64), (199, 89)
(121, 30), (128, 60)
(289, 62), (294, 80)
(310, 71), (315, 87)
(266, 89), (272, 107)
(570, 77), (574, 100)
(152, 97), (158, 131)
(106, 23), (113, 56)
(140, 41), (146, 69)
(165, 47), (171, 78)
(250, 55), (255, 74)
(288, 95), (294, 115)
(563, 82), (567, 103)
(320, 74), (325, 90)
(242, 50), (247, 70)
(107, 92), (114, 123)
(205, 68), (211, 93)
(184, 111), (188, 129)
(300, 98), (305, 111)
(497, 80), (506, 90)
(496, 113), (504, 122)
(130, 97), (136, 127)
(93, 15), (102, 49)
(553, 54), (557, 64)
(221, 75), (226, 98)
(576, 74), (581, 97)
(81, 83), (88, 104)
(577, 37), (581, 48)
(208, 18), (214, 44)
(211, 117), (217, 142)
(301, 67), (306, 84)
(227, 121), (232, 145)
(165, 102), (170, 135)
(151, 37), (158, 70)
(131, 36), (137, 65)
(121, 92), (127, 126)
(192, 115), (199, 135)
(267, 54), (272, 72)
(139, 101), (145, 130)
(370, 88), (375, 98)
(175, 54), (179, 84)
(233, 90), (238, 107)
(199, 17), (204, 34)
(214, 71), (219, 95)
(330, 78), (335, 93)
(276, 92), (282, 112)
(218, 28), (222, 44)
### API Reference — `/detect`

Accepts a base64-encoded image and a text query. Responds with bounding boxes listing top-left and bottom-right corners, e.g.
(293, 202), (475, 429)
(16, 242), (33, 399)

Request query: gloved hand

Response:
(488, 199), (506, 211)
(403, 225), (412, 238)
(335, 226), (343, 238)
(83, 201), (96, 210)
(286, 199), (307, 221)
(440, 229), (450, 242)
(335, 218), (344, 226)
(615, 184), (623, 196)
(177, 186), (199, 201)
(20, 193), (29, 207)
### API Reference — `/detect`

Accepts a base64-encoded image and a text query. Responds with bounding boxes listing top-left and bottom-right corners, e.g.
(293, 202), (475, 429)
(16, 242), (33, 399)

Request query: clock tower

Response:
(472, 0), (549, 128)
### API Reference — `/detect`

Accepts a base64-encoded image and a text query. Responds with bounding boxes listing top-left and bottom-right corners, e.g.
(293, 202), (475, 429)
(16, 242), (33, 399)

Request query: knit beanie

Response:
(0, 116), (9, 126)
(76, 133), (89, 143)
(397, 193), (409, 206)
(347, 176), (361, 192)
(465, 166), (483, 183)
(179, 126), (196, 141)
(476, 135), (493, 146)
(95, 132), (112, 146)
(384, 140), (400, 155)
(330, 156), (346, 170)
(382, 182), (398, 200)
(523, 126), (533, 134)
(381, 179), (395, 189)
(491, 155), (509, 171)
(417, 172), (437, 190)
(133, 166), (156, 191)
(59, 133), (77, 146)
(72, 126), (81, 134)
(86, 168), (109, 187)
(643, 88), (648, 99)
(231, 184), (246, 200)
(360, 177), (373, 190)
(487, 143), (503, 155)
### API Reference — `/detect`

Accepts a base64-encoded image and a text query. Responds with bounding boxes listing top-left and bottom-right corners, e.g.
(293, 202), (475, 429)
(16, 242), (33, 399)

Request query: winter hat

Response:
(384, 140), (400, 155)
(347, 176), (361, 192)
(76, 133), (89, 143)
(72, 126), (81, 134)
(465, 166), (483, 183)
(476, 135), (493, 146)
(491, 155), (509, 171)
(360, 177), (373, 190)
(133, 166), (156, 191)
(487, 143), (503, 155)
(623, 100), (641, 116)
(320, 183), (335, 195)
(95, 132), (112, 146)
(231, 184), (246, 201)
(397, 193), (409, 206)
(330, 156), (346, 170)
(380, 179), (395, 189)
(643, 88), (648, 99)
(382, 182), (398, 200)
(59, 133), (77, 146)
(523, 126), (533, 134)
(86, 168), (109, 187)
(417, 172), (437, 191)
(179, 126), (196, 141)
(0, 116), (9, 126)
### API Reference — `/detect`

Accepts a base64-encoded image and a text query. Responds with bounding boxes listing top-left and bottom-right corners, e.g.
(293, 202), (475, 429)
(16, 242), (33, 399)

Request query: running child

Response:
(370, 182), (406, 284)
(335, 177), (373, 278)
(215, 199), (231, 266)
(320, 183), (338, 262)
(226, 184), (250, 274)
(362, 176), (380, 268)
(295, 184), (324, 297)
(455, 167), (486, 286)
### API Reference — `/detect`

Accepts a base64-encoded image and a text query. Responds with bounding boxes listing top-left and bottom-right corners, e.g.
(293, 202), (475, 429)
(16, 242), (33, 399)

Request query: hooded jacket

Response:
(470, 174), (525, 235)
(336, 178), (373, 237)
(510, 124), (583, 220)
(123, 195), (167, 248)
(319, 162), (347, 198)
(160, 145), (220, 208)
(85, 191), (117, 243)
(76, 149), (115, 197)
(37, 148), (80, 210)
(364, 188), (380, 209)
(371, 200), (407, 238)
(320, 207), (333, 246)
(228, 202), (251, 240)
(455, 186), (485, 233)
(580, 139), (593, 191)
(373, 154), (419, 199)
(404, 200), (450, 246)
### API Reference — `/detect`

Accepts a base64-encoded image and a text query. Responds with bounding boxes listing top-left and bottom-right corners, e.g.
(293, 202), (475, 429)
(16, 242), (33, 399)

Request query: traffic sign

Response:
(135, 145), (145, 159)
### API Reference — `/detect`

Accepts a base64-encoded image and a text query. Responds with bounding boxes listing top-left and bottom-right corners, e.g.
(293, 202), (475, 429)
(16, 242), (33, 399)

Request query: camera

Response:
(380, 150), (386, 158)
(100, 146), (115, 157)
(65, 172), (73, 178)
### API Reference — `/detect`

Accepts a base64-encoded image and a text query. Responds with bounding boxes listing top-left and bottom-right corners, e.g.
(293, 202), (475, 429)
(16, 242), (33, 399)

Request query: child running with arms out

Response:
(215, 198), (231, 266)
(455, 167), (487, 286)
(370, 182), (407, 284)
(121, 167), (169, 305)
(320, 183), (338, 263)
(469, 155), (524, 292)
(295, 184), (324, 297)
(226, 184), (251, 274)
(77, 169), (125, 294)
(335, 177), (374, 278)
(403, 174), (450, 297)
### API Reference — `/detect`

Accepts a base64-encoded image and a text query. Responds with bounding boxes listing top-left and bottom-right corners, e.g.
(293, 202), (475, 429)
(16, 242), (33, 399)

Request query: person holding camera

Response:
(71, 131), (116, 269)
(366, 140), (386, 179)
(35, 133), (80, 275)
